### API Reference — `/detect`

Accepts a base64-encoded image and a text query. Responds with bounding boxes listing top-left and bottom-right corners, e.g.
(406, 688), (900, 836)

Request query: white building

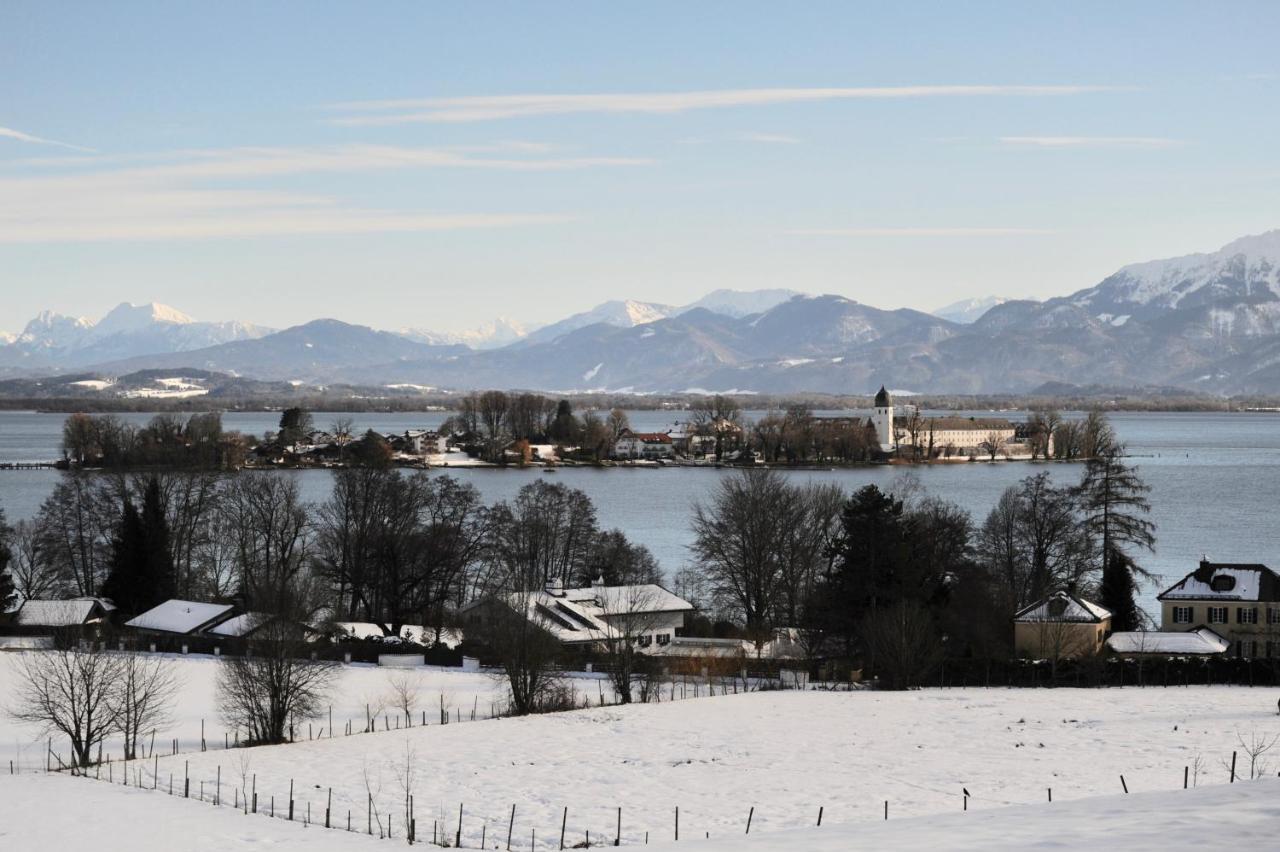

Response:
(871, 386), (1024, 457)
(461, 578), (693, 648)
(613, 429), (675, 460)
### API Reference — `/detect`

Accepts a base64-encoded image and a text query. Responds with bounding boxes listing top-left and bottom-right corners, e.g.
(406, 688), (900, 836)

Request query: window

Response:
(656, 633), (671, 646)
(1269, 608), (1280, 625)
(637, 635), (652, 648)
(1208, 606), (1228, 624)
(1238, 607), (1258, 625)
(1237, 640), (1258, 659)
(1172, 606), (1193, 624)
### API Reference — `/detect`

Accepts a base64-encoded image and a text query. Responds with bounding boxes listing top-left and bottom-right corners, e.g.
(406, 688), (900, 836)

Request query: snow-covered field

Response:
(141, 685), (1280, 849)
(6, 684), (1280, 850)
(0, 653), (623, 772)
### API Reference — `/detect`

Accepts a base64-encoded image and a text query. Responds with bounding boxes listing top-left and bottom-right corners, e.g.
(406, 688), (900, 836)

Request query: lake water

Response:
(2, 409), (1279, 615)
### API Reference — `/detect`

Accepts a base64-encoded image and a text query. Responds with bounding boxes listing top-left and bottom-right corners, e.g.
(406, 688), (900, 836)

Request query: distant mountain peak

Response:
(933, 296), (1016, 324)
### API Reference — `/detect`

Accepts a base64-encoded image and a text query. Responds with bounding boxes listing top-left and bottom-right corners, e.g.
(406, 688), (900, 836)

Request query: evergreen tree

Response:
(1078, 447), (1155, 631)
(101, 479), (175, 615)
(0, 507), (16, 611)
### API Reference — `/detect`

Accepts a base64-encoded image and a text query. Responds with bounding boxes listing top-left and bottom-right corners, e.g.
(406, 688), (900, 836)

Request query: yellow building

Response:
(1013, 592), (1112, 660)
(1157, 560), (1280, 659)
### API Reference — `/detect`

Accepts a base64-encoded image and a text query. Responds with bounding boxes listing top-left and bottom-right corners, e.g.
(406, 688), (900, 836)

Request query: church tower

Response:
(872, 385), (894, 450)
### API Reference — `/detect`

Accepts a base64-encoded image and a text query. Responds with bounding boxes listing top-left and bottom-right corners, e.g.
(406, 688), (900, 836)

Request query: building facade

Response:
(1157, 560), (1280, 658)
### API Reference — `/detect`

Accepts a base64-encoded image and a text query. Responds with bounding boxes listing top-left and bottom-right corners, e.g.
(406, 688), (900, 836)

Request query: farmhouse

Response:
(124, 599), (237, 637)
(1013, 591), (1112, 659)
(461, 578), (693, 648)
(613, 429), (675, 460)
(1157, 559), (1280, 658)
(8, 597), (114, 629)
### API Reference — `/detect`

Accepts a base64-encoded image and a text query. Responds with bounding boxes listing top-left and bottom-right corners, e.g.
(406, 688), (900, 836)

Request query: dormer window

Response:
(1210, 575), (1236, 593)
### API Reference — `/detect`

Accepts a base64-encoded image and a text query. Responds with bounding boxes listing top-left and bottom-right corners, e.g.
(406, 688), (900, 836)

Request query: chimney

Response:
(544, 577), (565, 597)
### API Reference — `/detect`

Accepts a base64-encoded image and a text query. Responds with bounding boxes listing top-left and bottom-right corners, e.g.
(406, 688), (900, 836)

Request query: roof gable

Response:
(125, 600), (235, 634)
(1013, 592), (1111, 623)
(1158, 561), (1279, 602)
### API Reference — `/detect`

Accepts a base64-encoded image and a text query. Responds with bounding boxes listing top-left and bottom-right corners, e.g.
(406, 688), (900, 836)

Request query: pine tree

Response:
(0, 507), (16, 612)
(102, 499), (146, 613)
(101, 479), (175, 615)
(1078, 447), (1155, 631)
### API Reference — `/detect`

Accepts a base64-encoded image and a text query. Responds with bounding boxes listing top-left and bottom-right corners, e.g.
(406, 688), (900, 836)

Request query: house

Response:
(1106, 627), (1230, 657)
(397, 430), (449, 455)
(10, 597), (115, 629)
(461, 578), (693, 649)
(1157, 559), (1280, 658)
(613, 429), (675, 460)
(1012, 591), (1112, 659)
(125, 599), (237, 636)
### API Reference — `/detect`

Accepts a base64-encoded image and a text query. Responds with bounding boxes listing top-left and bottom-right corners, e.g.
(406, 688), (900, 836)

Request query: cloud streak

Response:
(328, 84), (1121, 125)
(999, 136), (1181, 148)
(0, 125), (95, 152)
(792, 227), (1056, 237)
(0, 143), (632, 243)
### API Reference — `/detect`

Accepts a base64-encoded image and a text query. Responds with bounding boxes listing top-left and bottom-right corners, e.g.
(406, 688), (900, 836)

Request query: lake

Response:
(2, 408), (1279, 615)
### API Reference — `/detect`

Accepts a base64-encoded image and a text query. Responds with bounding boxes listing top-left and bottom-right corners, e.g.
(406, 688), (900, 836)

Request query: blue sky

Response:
(2, 2), (1278, 334)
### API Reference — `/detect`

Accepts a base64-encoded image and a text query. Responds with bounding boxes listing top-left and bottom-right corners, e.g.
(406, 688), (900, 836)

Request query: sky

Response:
(2, 2), (1279, 335)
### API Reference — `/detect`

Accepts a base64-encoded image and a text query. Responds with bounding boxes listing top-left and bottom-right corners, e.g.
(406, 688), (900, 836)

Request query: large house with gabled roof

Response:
(1157, 559), (1280, 658)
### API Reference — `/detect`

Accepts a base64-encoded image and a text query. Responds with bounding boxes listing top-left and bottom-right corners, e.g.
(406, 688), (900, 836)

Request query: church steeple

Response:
(874, 385), (891, 408)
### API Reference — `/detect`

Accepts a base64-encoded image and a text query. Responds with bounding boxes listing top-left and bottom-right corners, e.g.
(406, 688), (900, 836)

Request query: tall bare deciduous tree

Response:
(110, 653), (180, 760)
(216, 621), (337, 745)
(8, 647), (122, 768)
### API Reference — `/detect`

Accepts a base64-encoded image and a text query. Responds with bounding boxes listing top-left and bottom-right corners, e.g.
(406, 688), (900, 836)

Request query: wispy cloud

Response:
(791, 227), (1056, 237)
(0, 143), (635, 243)
(327, 84), (1121, 125)
(999, 136), (1181, 149)
(0, 125), (95, 152)
(735, 131), (802, 144)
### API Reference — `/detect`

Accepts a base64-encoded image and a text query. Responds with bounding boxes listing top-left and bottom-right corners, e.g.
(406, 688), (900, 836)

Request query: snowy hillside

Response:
(1063, 229), (1280, 335)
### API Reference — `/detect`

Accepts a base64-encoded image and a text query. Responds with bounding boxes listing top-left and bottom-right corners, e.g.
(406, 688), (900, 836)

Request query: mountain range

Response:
(6, 231), (1280, 394)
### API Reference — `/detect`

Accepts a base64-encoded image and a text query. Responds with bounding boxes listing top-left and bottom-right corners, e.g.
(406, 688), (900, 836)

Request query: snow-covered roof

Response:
(1158, 561), (1278, 602)
(1107, 628), (1230, 656)
(206, 613), (269, 637)
(1013, 592), (1111, 623)
(13, 598), (108, 627)
(125, 600), (235, 634)
(563, 584), (694, 616)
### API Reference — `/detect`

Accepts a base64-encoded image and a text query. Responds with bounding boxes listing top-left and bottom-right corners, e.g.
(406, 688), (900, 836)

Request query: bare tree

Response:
(110, 653), (180, 760)
(979, 431), (1006, 461)
(216, 621), (337, 745)
(863, 600), (943, 690)
(7, 519), (65, 601)
(1235, 728), (1280, 780)
(588, 585), (666, 704)
(472, 593), (565, 716)
(384, 671), (422, 725)
(7, 647), (122, 768)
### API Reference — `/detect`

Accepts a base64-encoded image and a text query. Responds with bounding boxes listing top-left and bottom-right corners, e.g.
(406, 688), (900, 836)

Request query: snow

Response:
(1161, 564), (1273, 601)
(1013, 592), (1111, 623)
(563, 584), (694, 615)
(582, 362), (604, 381)
(70, 378), (114, 390)
(12, 598), (107, 627)
(135, 686), (1280, 849)
(0, 653), (616, 772)
(1107, 628), (1230, 656)
(125, 600), (236, 634)
(0, 773), (377, 851)
(647, 779), (1280, 851)
(6, 658), (1280, 850)
(778, 357), (815, 367)
(206, 613), (268, 638)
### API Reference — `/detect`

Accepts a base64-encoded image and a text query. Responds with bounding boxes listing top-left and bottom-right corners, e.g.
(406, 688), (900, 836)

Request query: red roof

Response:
(625, 432), (672, 443)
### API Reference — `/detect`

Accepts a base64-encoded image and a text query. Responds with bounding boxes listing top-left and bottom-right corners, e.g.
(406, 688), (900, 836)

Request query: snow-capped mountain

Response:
(1059, 230), (1280, 337)
(676, 288), (806, 318)
(398, 317), (532, 349)
(933, 296), (1016, 324)
(519, 299), (676, 346)
(0, 302), (273, 371)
